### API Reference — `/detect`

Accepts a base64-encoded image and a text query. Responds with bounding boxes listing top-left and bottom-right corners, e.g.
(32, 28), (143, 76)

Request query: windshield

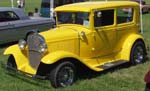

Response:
(57, 12), (90, 28)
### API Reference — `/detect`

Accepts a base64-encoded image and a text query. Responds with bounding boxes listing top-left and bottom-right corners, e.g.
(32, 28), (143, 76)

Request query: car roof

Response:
(0, 7), (29, 19)
(0, 7), (19, 11)
(55, 1), (139, 12)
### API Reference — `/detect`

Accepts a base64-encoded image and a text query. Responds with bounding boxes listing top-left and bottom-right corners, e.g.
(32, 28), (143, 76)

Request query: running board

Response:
(97, 60), (127, 70)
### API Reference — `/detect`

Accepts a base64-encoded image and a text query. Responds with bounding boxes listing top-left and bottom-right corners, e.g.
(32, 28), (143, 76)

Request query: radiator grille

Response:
(27, 33), (43, 69)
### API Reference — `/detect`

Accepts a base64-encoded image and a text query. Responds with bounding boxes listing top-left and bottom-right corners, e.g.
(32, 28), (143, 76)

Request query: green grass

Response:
(0, 0), (42, 14)
(0, 0), (150, 91)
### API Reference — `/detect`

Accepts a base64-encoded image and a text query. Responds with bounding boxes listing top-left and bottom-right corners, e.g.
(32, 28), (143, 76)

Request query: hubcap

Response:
(133, 46), (144, 64)
(57, 66), (74, 87)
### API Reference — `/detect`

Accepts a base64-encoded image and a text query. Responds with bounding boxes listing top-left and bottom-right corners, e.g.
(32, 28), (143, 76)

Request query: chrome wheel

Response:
(49, 61), (76, 88)
(133, 46), (144, 64)
(57, 66), (74, 87)
(131, 41), (146, 65)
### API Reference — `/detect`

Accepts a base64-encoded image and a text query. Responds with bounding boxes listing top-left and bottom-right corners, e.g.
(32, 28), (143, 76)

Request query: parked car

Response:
(0, 7), (54, 44)
(131, 0), (150, 13)
(4, 1), (147, 88)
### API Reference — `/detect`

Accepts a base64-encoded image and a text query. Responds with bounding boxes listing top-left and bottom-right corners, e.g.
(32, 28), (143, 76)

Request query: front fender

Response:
(4, 45), (30, 72)
(4, 45), (27, 59)
(119, 34), (145, 61)
(4, 45), (20, 55)
(41, 51), (81, 64)
(41, 51), (103, 71)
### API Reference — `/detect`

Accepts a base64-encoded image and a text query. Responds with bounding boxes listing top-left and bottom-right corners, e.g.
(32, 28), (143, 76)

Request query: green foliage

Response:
(0, 0), (150, 91)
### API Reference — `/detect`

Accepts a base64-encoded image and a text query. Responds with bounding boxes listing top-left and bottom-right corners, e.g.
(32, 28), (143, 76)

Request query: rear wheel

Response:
(130, 41), (146, 65)
(7, 55), (17, 70)
(48, 61), (76, 88)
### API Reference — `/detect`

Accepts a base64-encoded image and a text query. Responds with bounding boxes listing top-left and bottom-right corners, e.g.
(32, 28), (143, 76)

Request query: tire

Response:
(7, 55), (17, 70)
(48, 61), (76, 88)
(130, 41), (146, 65)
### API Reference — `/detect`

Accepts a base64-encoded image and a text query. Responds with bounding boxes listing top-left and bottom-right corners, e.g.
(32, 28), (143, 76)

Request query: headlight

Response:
(18, 39), (26, 50)
(38, 43), (48, 53)
(35, 34), (48, 53)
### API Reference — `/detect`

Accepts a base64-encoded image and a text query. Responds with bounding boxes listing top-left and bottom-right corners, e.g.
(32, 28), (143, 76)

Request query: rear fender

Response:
(119, 34), (145, 61)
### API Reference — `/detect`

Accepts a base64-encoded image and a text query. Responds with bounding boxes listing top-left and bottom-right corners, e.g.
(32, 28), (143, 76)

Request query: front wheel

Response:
(7, 55), (17, 70)
(48, 61), (76, 88)
(130, 41), (146, 65)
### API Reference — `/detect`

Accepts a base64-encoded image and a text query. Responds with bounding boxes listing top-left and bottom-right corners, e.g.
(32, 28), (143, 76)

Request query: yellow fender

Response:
(4, 45), (18, 55)
(3, 45), (35, 74)
(4, 45), (28, 65)
(41, 51), (101, 71)
(4, 45), (27, 62)
(119, 34), (145, 61)
(4, 44), (28, 67)
(41, 51), (81, 64)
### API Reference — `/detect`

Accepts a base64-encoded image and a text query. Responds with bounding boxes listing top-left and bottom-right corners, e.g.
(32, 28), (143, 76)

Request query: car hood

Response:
(40, 25), (88, 43)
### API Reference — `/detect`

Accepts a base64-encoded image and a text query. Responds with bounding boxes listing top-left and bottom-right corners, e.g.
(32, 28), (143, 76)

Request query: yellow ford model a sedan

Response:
(4, 1), (147, 88)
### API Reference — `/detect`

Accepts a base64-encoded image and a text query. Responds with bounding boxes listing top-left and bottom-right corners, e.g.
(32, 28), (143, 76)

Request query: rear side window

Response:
(0, 11), (19, 22)
(117, 7), (133, 24)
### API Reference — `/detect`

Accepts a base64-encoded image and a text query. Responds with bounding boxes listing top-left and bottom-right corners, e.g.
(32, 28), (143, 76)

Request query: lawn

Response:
(0, 0), (42, 14)
(0, 0), (150, 91)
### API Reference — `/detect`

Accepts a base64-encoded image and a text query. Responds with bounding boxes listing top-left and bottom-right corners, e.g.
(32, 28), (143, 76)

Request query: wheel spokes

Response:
(133, 46), (144, 63)
(57, 66), (74, 87)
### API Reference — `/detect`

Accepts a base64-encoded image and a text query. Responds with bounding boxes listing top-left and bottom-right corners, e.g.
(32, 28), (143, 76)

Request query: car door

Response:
(0, 22), (15, 44)
(115, 6), (135, 51)
(93, 9), (117, 57)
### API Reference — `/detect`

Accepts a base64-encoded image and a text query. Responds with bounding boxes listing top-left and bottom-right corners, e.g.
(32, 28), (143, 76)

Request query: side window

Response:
(117, 7), (133, 24)
(0, 11), (19, 22)
(94, 9), (114, 27)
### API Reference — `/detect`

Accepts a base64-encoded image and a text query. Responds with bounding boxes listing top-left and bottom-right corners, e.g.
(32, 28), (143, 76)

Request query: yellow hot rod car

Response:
(4, 1), (146, 88)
